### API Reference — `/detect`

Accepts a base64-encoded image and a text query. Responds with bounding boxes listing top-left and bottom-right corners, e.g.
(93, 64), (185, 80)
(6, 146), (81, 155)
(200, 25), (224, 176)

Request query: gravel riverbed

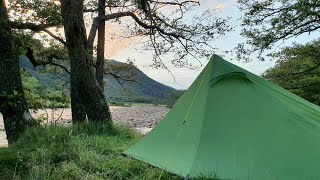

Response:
(0, 106), (169, 147)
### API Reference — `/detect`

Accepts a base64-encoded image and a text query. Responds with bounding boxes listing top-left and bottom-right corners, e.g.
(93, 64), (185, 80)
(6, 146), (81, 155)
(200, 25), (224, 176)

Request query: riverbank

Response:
(0, 106), (169, 147)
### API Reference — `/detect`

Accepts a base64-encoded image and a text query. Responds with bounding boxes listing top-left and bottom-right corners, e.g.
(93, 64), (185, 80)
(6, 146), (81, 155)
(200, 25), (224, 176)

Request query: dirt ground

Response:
(0, 106), (169, 147)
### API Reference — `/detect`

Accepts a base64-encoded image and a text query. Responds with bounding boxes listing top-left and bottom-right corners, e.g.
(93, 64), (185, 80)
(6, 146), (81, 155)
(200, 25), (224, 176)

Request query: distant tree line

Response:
(166, 90), (185, 108)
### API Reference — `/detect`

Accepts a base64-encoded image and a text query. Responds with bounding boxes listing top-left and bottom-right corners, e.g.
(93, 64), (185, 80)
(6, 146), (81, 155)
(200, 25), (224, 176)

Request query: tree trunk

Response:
(0, 0), (36, 144)
(60, 0), (112, 122)
(70, 75), (87, 123)
(96, 0), (106, 89)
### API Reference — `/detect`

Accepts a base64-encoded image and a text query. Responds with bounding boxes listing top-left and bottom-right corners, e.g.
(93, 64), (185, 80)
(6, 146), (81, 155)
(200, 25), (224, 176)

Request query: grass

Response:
(0, 123), (218, 180)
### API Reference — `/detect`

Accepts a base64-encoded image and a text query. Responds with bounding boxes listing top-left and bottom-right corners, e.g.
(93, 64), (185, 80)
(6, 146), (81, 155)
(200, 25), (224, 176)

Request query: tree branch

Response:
(87, 11), (184, 59)
(87, 18), (99, 58)
(103, 11), (182, 39)
(149, 0), (199, 6)
(26, 49), (70, 74)
(104, 71), (140, 86)
(265, 63), (320, 80)
(84, 8), (98, 12)
(84, 4), (133, 12)
(9, 21), (66, 46)
(289, 81), (320, 90)
(42, 29), (67, 46)
(9, 21), (57, 32)
(50, 62), (71, 74)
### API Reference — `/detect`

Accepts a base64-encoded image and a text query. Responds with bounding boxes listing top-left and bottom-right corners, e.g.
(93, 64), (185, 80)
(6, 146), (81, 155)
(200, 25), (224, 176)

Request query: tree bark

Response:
(70, 76), (87, 123)
(96, 0), (106, 89)
(0, 0), (36, 144)
(60, 0), (111, 122)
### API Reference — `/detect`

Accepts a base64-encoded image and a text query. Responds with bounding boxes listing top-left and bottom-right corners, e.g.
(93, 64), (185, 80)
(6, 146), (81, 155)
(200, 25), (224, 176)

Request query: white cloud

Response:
(213, 3), (224, 12)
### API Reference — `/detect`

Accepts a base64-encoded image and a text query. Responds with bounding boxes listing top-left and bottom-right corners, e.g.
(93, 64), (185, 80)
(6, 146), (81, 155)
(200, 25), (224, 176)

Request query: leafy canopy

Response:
(263, 39), (320, 105)
(8, 0), (62, 25)
(8, 0), (231, 69)
(237, 0), (320, 61)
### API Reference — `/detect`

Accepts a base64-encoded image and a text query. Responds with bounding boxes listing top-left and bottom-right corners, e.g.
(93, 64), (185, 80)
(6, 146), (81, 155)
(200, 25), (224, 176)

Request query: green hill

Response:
(104, 60), (174, 103)
(19, 56), (174, 104)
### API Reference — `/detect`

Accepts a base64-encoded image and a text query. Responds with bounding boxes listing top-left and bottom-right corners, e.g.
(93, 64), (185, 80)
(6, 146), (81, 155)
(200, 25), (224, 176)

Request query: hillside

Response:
(104, 60), (174, 103)
(19, 56), (174, 103)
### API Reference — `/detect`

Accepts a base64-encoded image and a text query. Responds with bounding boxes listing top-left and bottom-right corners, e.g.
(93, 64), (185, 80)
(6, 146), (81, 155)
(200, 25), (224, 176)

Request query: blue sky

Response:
(109, 0), (319, 89)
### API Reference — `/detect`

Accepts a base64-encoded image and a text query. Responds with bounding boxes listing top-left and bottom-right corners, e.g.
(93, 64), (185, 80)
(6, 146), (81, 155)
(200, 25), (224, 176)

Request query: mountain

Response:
(19, 56), (174, 103)
(19, 56), (69, 89)
(104, 60), (174, 103)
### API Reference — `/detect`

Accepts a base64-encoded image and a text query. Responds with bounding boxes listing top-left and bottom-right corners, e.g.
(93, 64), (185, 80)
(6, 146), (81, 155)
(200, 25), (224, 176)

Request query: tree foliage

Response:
(21, 70), (70, 109)
(263, 39), (320, 105)
(166, 90), (185, 108)
(238, 0), (320, 61)
(8, 0), (231, 68)
(8, 0), (62, 25)
(13, 31), (70, 73)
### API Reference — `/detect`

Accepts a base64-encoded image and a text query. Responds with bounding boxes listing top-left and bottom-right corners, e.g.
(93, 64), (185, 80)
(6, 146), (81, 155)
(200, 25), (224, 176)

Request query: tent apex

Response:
(210, 54), (222, 60)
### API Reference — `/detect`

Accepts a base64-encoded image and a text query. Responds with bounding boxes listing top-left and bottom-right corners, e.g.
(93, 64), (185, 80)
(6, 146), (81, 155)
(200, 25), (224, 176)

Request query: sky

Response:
(13, 0), (317, 90)
(110, 0), (261, 89)
(100, 0), (320, 90)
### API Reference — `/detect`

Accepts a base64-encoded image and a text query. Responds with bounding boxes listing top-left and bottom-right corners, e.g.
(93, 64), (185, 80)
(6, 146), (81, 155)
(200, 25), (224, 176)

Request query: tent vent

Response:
(210, 72), (253, 87)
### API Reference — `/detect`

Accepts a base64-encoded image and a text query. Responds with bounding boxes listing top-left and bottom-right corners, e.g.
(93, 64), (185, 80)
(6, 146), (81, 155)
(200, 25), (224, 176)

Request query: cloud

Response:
(89, 21), (140, 58)
(104, 23), (135, 57)
(213, 3), (224, 12)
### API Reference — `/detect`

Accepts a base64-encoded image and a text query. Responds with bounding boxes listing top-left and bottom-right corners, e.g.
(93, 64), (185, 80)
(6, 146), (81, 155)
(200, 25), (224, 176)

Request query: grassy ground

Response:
(0, 124), (217, 180)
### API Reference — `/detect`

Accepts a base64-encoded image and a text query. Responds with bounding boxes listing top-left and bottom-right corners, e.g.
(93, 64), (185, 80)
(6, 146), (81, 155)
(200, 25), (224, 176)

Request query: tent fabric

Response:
(124, 55), (320, 180)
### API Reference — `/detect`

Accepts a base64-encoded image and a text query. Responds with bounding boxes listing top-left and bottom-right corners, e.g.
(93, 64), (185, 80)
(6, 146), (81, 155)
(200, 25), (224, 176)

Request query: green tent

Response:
(124, 55), (320, 180)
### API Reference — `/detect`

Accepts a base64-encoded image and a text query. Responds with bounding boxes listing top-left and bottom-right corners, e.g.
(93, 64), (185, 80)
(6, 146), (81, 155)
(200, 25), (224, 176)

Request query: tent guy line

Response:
(158, 61), (211, 180)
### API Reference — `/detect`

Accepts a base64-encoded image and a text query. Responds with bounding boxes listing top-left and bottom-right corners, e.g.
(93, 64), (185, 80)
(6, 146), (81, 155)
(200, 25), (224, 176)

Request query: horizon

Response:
(109, 56), (277, 90)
